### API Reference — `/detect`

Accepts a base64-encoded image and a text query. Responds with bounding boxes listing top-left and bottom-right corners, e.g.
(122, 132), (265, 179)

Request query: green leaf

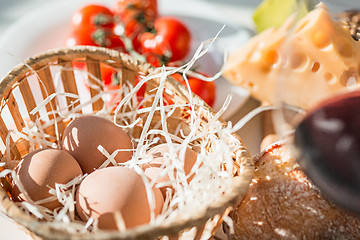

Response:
(253, 0), (316, 33)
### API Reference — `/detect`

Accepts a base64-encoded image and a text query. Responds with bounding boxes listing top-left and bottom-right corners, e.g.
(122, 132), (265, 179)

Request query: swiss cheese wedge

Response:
(223, 3), (360, 110)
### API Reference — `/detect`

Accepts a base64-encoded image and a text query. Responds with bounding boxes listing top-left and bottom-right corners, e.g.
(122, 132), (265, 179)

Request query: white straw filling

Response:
(0, 30), (252, 237)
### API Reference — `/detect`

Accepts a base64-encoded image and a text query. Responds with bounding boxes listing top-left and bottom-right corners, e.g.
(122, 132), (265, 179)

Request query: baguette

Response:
(225, 142), (360, 239)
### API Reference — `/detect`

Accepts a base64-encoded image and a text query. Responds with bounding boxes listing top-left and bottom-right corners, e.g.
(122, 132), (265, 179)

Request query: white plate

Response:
(0, 0), (251, 120)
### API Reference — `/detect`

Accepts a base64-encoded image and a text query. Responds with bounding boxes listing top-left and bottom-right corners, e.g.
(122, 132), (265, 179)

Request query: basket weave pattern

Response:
(0, 46), (253, 240)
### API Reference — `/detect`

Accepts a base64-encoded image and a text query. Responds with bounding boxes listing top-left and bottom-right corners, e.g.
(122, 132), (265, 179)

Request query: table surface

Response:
(0, 0), (356, 239)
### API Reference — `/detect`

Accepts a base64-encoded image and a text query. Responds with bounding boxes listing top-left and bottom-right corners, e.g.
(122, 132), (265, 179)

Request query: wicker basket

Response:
(0, 46), (253, 240)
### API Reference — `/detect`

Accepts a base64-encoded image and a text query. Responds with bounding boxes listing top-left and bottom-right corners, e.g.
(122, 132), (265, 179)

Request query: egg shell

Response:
(143, 143), (198, 197)
(76, 166), (164, 230)
(62, 115), (133, 174)
(11, 148), (83, 210)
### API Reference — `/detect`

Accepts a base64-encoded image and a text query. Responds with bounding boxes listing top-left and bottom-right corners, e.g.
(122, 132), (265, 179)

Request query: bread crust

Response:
(226, 142), (360, 240)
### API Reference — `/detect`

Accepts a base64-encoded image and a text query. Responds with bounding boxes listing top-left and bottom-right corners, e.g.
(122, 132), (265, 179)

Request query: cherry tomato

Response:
(105, 75), (153, 109)
(72, 61), (117, 88)
(71, 4), (115, 32)
(100, 64), (118, 86)
(84, 64), (146, 108)
(172, 72), (216, 107)
(68, 4), (125, 51)
(134, 77), (174, 106)
(140, 17), (191, 66)
(66, 27), (125, 51)
(115, 0), (158, 19)
(134, 76), (147, 104)
(103, 84), (121, 109)
(74, 61), (174, 108)
(71, 60), (124, 108)
(114, 0), (158, 37)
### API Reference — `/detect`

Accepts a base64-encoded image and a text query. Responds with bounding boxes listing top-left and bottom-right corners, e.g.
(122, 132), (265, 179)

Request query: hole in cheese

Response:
(265, 50), (279, 65)
(324, 72), (336, 84)
(340, 68), (359, 87)
(260, 50), (279, 73)
(312, 30), (331, 49)
(261, 65), (271, 73)
(336, 38), (353, 58)
(248, 82), (256, 90)
(290, 53), (308, 70)
(311, 62), (320, 72)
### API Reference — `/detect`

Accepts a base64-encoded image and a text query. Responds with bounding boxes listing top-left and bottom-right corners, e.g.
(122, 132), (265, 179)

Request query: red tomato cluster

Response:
(114, 0), (191, 66)
(66, 1), (191, 65)
(67, 0), (216, 108)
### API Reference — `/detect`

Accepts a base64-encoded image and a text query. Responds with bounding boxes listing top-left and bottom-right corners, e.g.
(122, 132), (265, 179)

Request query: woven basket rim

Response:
(0, 46), (150, 99)
(0, 46), (254, 240)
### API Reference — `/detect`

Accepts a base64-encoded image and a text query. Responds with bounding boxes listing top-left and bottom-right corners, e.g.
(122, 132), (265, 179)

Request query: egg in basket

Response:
(0, 46), (253, 239)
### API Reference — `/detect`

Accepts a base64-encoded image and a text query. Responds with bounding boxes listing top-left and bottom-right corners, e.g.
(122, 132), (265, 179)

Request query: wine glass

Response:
(273, 0), (360, 214)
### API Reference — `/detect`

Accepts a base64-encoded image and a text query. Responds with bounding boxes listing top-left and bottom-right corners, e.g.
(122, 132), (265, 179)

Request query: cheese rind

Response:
(224, 3), (360, 110)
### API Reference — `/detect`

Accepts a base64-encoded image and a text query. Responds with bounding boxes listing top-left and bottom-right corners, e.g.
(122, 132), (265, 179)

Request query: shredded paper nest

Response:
(0, 39), (253, 240)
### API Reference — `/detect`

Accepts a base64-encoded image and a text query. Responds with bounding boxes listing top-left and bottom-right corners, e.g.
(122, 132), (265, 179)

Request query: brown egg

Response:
(61, 115), (133, 174)
(11, 148), (83, 210)
(76, 166), (164, 230)
(143, 143), (198, 197)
